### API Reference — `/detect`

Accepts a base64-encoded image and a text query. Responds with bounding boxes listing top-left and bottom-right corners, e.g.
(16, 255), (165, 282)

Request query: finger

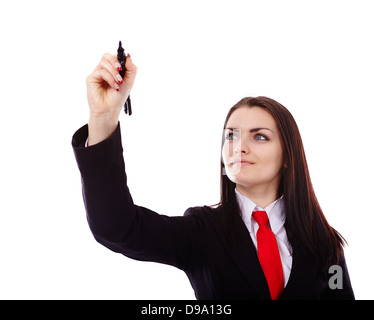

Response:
(124, 53), (137, 73)
(95, 53), (123, 84)
(88, 69), (120, 92)
(100, 58), (124, 84)
(101, 52), (120, 70)
(122, 54), (137, 91)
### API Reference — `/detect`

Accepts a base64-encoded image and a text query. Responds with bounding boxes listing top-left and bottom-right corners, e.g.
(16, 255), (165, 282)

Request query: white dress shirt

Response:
(235, 188), (293, 287)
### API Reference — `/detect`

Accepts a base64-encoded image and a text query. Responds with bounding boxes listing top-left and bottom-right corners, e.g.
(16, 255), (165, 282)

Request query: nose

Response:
(234, 138), (250, 155)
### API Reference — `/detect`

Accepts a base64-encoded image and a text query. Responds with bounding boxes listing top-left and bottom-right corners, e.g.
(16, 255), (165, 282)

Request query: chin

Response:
(226, 174), (256, 188)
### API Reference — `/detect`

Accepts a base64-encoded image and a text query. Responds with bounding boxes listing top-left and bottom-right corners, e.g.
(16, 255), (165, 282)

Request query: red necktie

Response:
(252, 210), (284, 300)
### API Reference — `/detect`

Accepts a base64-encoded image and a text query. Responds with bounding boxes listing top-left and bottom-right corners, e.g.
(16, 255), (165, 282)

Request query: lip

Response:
(231, 160), (255, 166)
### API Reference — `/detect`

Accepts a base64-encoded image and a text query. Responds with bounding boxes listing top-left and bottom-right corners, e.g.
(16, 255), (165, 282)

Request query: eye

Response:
(223, 128), (242, 142)
(254, 133), (268, 141)
(225, 132), (238, 141)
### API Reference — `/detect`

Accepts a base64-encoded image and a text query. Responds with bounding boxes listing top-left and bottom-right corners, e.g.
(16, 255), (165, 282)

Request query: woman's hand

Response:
(86, 52), (137, 146)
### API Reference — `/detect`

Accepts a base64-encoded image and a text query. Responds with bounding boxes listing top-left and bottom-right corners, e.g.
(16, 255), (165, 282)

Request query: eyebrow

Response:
(225, 127), (274, 133)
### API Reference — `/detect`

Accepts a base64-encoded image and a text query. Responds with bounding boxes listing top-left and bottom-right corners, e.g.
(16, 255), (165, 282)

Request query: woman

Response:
(72, 52), (354, 299)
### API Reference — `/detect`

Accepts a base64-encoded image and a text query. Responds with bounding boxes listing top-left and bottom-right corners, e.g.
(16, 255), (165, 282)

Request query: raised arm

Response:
(72, 50), (199, 270)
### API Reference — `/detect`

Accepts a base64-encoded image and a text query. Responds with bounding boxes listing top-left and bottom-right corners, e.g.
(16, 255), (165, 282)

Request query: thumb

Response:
(123, 53), (137, 90)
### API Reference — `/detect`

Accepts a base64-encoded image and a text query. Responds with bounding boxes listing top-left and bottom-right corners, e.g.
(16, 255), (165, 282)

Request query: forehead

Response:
(226, 106), (277, 130)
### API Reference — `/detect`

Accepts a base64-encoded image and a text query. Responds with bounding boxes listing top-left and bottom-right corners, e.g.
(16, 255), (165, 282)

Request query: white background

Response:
(0, 0), (373, 299)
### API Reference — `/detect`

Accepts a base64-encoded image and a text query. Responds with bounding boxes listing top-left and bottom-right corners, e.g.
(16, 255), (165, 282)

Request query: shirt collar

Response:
(235, 188), (286, 235)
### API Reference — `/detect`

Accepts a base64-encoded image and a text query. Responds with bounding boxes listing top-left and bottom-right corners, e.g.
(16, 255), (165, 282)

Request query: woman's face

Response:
(222, 106), (284, 194)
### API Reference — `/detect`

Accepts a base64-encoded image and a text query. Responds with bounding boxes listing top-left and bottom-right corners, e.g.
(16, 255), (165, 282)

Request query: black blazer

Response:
(72, 123), (354, 300)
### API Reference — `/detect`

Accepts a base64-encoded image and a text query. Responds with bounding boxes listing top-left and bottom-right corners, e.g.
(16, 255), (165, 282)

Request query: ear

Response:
(283, 163), (288, 169)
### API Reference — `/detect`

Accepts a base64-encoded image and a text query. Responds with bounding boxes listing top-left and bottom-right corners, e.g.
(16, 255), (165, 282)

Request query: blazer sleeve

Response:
(72, 122), (198, 270)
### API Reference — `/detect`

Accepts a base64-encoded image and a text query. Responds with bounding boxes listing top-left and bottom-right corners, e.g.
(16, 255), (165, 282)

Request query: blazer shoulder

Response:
(184, 204), (222, 215)
(183, 205), (222, 223)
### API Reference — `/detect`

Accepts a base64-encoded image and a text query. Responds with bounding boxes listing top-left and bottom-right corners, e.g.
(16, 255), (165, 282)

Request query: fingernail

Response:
(115, 62), (122, 71)
(114, 83), (120, 91)
(116, 74), (123, 84)
(127, 53), (131, 58)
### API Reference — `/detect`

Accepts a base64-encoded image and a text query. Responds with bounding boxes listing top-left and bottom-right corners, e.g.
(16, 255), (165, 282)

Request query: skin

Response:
(86, 52), (138, 146)
(221, 106), (285, 208)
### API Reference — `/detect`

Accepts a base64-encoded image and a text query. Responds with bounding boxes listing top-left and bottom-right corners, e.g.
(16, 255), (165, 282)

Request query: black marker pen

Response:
(117, 41), (132, 115)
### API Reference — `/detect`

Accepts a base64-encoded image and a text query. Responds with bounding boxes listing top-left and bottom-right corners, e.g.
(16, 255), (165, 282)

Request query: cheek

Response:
(221, 143), (231, 164)
(221, 146), (227, 166)
(221, 145), (240, 177)
(222, 141), (240, 161)
(262, 148), (284, 173)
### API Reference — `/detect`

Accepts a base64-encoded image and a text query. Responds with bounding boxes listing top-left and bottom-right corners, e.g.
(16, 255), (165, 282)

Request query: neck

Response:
(236, 184), (279, 208)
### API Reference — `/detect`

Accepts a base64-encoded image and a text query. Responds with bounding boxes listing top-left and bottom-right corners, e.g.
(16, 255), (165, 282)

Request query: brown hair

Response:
(219, 96), (345, 269)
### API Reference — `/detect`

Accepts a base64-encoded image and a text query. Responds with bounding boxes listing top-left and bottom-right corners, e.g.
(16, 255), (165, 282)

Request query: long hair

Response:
(219, 96), (345, 269)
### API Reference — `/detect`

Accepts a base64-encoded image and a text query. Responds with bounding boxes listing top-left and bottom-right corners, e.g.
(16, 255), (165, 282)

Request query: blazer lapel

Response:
(225, 233), (320, 300)
(228, 224), (271, 299)
(209, 209), (271, 299)
(279, 241), (320, 300)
